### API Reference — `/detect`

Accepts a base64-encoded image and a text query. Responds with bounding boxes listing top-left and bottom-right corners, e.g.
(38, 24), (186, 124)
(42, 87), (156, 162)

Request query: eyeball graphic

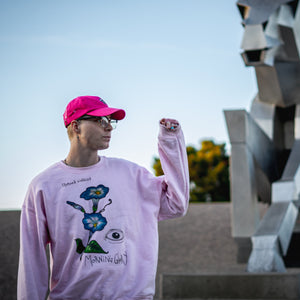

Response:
(105, 229), (124, 243)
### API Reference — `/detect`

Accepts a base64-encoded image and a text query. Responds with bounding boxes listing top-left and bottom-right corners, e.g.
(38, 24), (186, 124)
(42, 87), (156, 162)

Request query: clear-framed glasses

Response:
(77, 116), (118, 129)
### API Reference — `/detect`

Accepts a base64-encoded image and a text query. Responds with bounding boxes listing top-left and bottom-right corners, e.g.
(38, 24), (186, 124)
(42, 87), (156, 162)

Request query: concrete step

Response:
(159, 270), (300, 299)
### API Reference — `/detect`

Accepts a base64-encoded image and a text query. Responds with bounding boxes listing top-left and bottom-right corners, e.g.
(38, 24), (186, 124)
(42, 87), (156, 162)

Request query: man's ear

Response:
(71, 120), (80, 134)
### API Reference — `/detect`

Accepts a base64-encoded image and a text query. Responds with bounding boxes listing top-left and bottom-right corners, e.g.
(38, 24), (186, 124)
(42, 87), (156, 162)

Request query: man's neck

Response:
(64, 148), (100, 168)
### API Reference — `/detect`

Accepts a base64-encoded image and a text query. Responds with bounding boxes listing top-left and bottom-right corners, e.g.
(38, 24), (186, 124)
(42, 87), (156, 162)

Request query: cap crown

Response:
(63, 96), (125, 127)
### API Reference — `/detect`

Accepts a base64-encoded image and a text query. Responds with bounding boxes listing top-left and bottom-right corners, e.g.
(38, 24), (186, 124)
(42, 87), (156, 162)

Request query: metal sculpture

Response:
(224, 0), (300, 272)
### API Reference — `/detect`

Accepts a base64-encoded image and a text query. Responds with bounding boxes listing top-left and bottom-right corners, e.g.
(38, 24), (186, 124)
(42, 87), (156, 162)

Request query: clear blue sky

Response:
(0, 0), (257, 209)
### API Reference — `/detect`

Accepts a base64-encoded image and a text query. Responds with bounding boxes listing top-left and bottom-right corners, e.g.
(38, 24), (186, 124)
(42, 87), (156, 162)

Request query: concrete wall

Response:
(0, 210), (20, 300)
(161, 272), (300, 299)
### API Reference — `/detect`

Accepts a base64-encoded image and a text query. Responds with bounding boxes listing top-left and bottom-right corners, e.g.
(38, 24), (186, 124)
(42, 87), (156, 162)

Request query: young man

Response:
(18, 95), (190, 300)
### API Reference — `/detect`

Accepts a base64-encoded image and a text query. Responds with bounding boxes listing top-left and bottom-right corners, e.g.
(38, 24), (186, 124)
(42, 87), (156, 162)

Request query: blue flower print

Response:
(80, 185), (109, 212)
(82, 213), (107, 234)
(80, 185), (109, 200)
(66, 184), (112, 256)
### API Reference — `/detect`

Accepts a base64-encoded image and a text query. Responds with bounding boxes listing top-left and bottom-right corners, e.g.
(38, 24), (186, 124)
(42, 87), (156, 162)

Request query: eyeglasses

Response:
(77, 116), (118, 129)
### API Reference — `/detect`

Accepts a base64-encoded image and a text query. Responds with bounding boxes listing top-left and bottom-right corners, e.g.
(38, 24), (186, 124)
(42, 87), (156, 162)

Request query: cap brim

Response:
(87, 107), (126, 120)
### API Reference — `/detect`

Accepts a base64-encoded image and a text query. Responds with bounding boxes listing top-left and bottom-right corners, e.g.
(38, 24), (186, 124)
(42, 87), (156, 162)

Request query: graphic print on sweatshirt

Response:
(66, 184), (125, 262)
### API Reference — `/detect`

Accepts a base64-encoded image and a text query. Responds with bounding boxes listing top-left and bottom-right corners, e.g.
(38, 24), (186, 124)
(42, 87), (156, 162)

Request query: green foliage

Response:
(152, 140), (230, 202)
(152, 157), (164, 177)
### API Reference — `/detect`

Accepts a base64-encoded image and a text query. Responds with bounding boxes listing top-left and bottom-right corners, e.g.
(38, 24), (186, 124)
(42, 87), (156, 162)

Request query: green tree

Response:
(152, 140), (230, 202)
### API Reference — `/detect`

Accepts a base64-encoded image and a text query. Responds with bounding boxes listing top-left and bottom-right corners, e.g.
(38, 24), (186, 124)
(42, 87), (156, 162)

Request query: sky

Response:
(0, 0), (257, 209)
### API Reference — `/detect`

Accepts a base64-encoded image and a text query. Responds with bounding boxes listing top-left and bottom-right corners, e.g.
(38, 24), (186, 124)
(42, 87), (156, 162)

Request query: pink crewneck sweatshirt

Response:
(18, 124), (189, 300)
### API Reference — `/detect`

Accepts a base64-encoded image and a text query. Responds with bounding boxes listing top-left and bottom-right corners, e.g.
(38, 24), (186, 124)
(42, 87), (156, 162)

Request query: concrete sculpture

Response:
(224, 0), (300, 272)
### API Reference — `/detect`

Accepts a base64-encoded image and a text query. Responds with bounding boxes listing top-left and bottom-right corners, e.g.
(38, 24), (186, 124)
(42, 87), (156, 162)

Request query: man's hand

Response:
(160, 118), (179, 131)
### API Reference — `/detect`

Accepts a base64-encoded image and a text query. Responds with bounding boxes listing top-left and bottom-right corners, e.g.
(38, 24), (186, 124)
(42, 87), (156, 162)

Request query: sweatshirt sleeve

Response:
(18, 185), (50, 300)
(157, 120), (190, 221)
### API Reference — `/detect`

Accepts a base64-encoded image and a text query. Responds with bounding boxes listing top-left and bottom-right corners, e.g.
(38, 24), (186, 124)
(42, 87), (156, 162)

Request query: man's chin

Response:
(99, 144), (110, 150)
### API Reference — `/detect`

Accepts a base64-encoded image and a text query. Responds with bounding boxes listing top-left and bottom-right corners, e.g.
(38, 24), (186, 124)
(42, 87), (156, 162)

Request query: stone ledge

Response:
(160, 270), (300, 299)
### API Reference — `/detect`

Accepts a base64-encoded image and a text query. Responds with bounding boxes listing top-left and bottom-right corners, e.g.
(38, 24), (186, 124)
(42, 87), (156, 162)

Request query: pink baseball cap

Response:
(63, 95), (126, 127)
